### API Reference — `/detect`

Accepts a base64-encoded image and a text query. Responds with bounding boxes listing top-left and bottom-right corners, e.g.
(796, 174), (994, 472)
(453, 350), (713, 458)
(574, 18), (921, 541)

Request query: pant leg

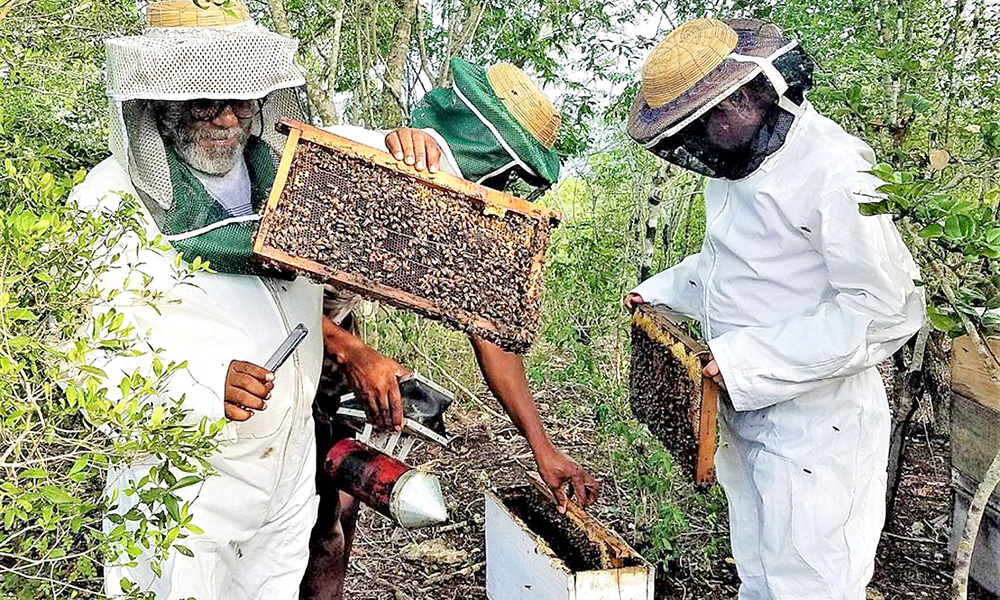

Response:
(717, 372), (889, 600)
(301, 312), (357, 600)
(234, 469), (320, 599)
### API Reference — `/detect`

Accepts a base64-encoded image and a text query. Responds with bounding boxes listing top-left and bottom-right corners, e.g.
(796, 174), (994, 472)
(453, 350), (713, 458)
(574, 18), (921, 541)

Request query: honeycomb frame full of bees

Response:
(253, 118), (561, 354)
(629, 304), (720, 487)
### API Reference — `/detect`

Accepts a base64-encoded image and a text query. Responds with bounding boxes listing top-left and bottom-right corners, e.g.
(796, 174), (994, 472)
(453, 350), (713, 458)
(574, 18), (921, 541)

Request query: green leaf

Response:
(164, 495), (180, 522)
(77, 364), (107, 378)
(170, 476), (201, 491)
(40, 486), (77, 505)
(927, 307), (961, 333)
(918, 223), (943, 238)
(944, 214), (974, 240)
(21, 468), (47, 479)
(6, 308), (37, 321)
(174, 544), (195, 557)
(68, 454), (90, 477)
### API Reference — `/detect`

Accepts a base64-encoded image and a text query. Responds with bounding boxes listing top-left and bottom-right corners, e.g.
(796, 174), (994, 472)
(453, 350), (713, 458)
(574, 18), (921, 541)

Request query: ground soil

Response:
(344, 398), (997, 600)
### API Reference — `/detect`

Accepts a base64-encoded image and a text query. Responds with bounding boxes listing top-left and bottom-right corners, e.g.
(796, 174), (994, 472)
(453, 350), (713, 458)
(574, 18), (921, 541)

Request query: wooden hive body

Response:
(485, 484), (654, 600)
(254, 118), (561, 353)
(629, 304), (719, 487)
(950, 335), (1000, 596)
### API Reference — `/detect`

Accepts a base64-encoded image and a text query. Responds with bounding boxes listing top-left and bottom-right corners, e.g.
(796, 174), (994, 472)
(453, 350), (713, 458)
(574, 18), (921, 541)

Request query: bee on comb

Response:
(629, 303), (720, 487)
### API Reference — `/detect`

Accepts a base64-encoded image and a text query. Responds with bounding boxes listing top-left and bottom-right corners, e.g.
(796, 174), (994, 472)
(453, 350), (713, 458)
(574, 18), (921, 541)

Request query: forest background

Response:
(1, 0), (998, 597)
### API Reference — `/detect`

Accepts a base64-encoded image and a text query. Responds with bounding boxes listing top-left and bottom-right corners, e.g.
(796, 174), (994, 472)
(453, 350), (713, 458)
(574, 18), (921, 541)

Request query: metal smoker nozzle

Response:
(391, 469), (448, 528)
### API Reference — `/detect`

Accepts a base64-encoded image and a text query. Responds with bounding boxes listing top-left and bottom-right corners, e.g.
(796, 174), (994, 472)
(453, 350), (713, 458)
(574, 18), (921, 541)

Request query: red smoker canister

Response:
(325, 438), (448, 528)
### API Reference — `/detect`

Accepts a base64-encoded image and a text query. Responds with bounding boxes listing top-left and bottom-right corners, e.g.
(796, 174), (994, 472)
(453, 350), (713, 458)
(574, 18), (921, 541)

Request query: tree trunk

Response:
(640, 164), (670, 281)
(381, 0), (417, 126)
(953, 448), (1000, 600)
(435, 2), (486, 87)
(885, 326), (929, 518)
(266, 0), (339, 124)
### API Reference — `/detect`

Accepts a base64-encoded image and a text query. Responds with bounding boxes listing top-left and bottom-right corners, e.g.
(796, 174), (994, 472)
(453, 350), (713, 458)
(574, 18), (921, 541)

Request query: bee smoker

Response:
(324, 438), (448, 529)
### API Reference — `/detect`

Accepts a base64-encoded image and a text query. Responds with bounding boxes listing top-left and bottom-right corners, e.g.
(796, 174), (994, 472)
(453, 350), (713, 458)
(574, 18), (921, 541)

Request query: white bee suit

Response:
(74, 157), (324, 599)
(632, 104), (924, 599)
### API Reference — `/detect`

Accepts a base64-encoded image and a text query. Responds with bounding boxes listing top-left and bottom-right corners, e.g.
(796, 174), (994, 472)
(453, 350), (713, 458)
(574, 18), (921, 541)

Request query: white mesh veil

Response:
(106, 21), (307, 211)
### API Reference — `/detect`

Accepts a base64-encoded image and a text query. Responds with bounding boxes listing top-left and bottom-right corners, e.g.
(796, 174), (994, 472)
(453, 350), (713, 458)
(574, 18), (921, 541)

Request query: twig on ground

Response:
(424, 561), (484, 585)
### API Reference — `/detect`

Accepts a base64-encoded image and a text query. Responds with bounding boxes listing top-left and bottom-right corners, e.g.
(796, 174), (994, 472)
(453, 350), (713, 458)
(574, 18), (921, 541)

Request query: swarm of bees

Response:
(500, 486), (604, 572)
(260, 137), (557, 353)
(629, 304), (716, 484)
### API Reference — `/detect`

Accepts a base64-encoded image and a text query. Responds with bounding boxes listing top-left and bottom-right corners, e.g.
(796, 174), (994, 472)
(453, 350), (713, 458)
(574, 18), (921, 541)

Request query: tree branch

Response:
(435, 1), (486, 87)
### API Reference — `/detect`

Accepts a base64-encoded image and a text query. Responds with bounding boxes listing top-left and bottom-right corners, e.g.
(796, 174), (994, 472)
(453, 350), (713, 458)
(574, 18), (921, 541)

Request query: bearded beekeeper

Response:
(303, 57), (599, 600)
(624, 19), (924, 599)
(72, 1), (440, 597)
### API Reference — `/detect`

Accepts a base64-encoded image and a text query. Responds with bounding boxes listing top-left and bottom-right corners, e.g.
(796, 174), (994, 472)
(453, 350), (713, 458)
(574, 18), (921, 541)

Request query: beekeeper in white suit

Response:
(624, 19), (924, 600)
(74, 1), (439, 597)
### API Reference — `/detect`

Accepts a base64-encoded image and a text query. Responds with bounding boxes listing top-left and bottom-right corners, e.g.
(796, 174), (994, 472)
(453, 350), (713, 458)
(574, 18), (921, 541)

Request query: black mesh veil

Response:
(648, 44), (814, 180)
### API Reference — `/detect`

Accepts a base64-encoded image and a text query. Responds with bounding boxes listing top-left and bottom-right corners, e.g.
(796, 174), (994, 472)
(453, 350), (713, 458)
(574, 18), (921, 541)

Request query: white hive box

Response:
(485, 485), (655, 600)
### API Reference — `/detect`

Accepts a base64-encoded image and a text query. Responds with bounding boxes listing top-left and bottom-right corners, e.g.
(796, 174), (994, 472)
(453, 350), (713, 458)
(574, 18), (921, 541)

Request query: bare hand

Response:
(623, 293), (644, 312)
(323, 318), (409, 432)
(536, 447), (599, 513)
(703, 358), (726, 389)
(385, 127), (441, 174)
(224, 360), (274, 421)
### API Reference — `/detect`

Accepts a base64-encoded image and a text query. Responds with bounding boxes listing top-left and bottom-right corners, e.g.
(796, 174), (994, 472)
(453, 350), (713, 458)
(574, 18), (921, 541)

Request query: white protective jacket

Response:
(75, 157), (324, 599)
(632, 104), (924, 600)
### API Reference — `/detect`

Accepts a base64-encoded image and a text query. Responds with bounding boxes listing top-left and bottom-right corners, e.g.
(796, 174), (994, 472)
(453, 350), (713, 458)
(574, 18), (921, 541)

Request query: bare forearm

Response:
(322, 316), (365, 365)
(469, 335), (554, 455)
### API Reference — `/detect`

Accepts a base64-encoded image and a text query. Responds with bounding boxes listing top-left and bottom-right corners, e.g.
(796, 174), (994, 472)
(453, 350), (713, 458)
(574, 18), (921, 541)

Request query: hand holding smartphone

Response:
(264, 323), (309, 372)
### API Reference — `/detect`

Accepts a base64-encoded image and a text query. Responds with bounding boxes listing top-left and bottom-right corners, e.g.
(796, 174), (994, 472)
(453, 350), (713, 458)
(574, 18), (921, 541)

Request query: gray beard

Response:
(173, 128), (249, 175)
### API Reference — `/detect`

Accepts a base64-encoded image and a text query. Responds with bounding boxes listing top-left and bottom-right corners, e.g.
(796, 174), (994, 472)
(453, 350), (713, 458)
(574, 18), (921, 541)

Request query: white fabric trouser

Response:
(715, 368), (890, 600)
(105, 424), (319, 600)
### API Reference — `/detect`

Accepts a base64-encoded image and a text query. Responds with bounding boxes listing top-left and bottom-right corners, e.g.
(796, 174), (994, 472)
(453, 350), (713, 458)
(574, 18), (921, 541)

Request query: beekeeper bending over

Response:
(72, 2), (432, 597)
(624, 19), (924, 600)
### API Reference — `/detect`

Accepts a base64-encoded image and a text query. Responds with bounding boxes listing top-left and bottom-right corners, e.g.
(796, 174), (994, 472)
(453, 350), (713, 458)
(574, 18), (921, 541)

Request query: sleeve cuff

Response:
(708, 334), (759, 412)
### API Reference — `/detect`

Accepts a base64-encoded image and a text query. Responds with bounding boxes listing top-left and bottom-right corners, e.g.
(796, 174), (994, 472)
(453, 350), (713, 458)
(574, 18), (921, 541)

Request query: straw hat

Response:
(147, 0), (250, 28)
(485, 64), (561, 149)
(629, 19), (795, 146)
(641, 19), (738, 109)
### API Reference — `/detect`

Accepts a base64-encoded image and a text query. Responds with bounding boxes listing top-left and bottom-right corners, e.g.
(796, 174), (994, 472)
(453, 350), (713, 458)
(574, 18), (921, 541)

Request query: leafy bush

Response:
(0, 120), (220, 597)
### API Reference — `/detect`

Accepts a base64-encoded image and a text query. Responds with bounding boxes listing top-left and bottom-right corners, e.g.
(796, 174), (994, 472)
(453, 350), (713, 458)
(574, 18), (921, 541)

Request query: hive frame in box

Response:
(485, 477), (655, 600)
(630, 304), (720, 487)
(253, 118), (561, 353)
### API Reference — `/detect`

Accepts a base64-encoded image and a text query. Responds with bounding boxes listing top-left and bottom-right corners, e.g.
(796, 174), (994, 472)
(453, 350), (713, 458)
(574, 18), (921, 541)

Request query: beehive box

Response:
(254, 118), (561, 353)
(629, 304), (719, 487)
(949, 335), (1000, 596)
(485, 483), (654, 600)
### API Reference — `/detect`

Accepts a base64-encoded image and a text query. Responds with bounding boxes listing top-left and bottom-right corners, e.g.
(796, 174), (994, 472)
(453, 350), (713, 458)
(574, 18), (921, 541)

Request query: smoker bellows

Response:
(629, 304), (720, 487)
(253, 118), (561, 353)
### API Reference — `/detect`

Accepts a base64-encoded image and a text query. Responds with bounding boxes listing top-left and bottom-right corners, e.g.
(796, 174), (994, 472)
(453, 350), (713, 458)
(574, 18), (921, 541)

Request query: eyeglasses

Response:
(187, 98), (265, 122)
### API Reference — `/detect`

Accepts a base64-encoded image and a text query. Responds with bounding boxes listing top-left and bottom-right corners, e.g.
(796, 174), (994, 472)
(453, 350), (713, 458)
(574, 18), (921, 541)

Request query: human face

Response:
(700, 89), (769, 152)
(157, 99), (258, 175)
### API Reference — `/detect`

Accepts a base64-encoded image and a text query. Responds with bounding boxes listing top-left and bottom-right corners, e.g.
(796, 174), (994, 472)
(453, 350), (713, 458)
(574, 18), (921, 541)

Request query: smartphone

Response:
(263, 323), (309, 372)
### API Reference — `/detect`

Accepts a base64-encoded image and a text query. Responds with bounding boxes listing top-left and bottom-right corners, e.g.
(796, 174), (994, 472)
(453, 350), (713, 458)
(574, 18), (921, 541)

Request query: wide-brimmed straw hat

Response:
(628, 18), (801, 146)
(105, 0), (304, 102)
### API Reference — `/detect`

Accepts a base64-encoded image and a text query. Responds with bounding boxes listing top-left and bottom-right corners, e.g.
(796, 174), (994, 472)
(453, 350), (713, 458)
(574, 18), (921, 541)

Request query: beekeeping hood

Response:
(628, 19), (814, 180)
(411, 58), (561, 194)
(105, 0), (307, 274)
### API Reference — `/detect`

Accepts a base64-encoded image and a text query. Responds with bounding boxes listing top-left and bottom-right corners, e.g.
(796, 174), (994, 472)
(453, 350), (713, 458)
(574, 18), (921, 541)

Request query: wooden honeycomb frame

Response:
(629, 304), (719, 487)
(253, 118), (561, 353)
